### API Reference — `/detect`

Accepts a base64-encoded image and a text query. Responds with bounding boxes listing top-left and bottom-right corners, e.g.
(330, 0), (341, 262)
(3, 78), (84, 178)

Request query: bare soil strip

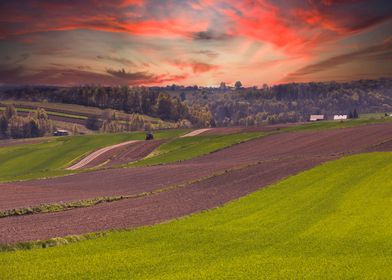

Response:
(66, 140), (140, 170)
(366, 138), (392, 152)
(94, 140), (165, 168)
(0, 162), (253, 218)
(180, 128), (211, 137)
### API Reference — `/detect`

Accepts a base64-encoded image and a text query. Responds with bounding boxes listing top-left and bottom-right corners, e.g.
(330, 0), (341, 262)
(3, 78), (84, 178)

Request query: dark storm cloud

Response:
(0, 65), (187, 86)
(192, 30), (231, 41)
(96, 55), (136, 67)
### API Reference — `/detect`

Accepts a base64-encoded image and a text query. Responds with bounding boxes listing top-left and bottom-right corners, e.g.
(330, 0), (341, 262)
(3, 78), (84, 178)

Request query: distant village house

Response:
(309, 115), (325, 122)
(333, 115), (348, 120)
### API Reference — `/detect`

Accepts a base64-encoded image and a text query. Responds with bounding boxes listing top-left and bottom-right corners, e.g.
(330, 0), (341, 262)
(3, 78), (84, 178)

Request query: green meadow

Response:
(284, 117), (392, 132)
(1, 152), (391, 279)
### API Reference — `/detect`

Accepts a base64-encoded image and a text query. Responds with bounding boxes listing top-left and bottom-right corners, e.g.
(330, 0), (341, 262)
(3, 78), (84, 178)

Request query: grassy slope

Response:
(131, 132), (265, 167)
(284, 117), (392, 132)
(360, 112), (392, 119)
(0, 130), (187, 182)
(1, 152), (391, 279)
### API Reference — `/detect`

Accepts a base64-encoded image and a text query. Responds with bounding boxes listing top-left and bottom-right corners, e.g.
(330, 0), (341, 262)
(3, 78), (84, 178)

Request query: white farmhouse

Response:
(333, 115), (348, 120)
(310, 115), (325, 121)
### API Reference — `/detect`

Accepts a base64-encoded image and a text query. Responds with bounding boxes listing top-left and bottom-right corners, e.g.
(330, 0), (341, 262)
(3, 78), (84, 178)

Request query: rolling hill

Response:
(1, 152), (391, 279)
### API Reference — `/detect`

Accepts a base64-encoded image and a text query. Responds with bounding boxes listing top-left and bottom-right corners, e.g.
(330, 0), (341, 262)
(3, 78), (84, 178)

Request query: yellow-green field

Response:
(1, 152), (391, 279)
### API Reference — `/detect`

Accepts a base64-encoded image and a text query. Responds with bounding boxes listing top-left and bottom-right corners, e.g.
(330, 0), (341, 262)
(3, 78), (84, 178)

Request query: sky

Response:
(0, 0), (391, 87)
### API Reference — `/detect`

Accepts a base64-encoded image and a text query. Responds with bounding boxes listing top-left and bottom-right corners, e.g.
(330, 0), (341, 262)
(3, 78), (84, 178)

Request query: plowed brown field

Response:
(84, 140), (165, 168)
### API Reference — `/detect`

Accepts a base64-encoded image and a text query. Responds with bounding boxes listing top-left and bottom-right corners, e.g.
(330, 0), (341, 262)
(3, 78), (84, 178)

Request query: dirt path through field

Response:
(66, 140), (140, 170)
(180, 128), (211, 137)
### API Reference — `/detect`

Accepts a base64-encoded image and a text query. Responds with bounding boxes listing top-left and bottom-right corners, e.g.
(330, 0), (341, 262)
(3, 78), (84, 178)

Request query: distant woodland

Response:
(178, 78), (392, 126)
(0, 87), (212, 128)
(1, 78), (391, 127)
(0, 105), (53, 138)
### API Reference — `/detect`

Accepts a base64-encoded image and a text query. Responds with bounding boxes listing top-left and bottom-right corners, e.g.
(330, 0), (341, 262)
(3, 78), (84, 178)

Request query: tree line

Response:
(1, 78), (390, 127)
(0, 105), (53, 139)
(177, 78), (392, 126)
(0, 86), (213, 127)
(86, 110), (154, 133)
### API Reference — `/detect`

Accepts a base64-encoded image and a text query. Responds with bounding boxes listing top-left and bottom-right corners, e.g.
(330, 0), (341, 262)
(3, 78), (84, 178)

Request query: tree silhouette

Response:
(353, 108), (359, 119)
(234, 81), (243, 90)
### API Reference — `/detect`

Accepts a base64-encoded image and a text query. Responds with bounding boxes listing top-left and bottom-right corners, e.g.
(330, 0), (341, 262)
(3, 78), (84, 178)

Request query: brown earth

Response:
(83, 140), (165, 169)
(366, 139), (392, 152)
(0, 123), (391, 243)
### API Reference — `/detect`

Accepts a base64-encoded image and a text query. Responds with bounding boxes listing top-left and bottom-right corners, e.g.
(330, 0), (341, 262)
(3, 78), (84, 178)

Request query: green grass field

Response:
(0, 130), (187, 182)
(359, 112), (392, 119)
(284, 117), (392, 132)
(1, 152), (391, 279)
(130, 132), (265, 167)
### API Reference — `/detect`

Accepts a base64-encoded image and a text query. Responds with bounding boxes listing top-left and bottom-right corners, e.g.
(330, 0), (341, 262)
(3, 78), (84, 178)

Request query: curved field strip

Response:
(0, 130), (186, 182)
(67, 128), (236, 170)
(66, 140), (140, 170)
(100, 140), (166, 168)
(1, 152), (391, 279)
(180, 128), (211, 137)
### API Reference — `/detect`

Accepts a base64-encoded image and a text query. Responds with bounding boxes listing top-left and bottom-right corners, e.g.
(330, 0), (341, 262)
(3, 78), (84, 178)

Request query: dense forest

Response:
(175, 78), (392, 126)
(1, 78), (391, 127)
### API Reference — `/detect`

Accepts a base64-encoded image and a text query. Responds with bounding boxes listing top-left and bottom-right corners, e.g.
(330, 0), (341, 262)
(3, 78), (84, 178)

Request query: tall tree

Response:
(0, 114), (8, 136)
(4, 105), (17, 120)
(234, 81), (243, 90)
(156, 93), (172, 120)
(353, 108), (359, 119)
